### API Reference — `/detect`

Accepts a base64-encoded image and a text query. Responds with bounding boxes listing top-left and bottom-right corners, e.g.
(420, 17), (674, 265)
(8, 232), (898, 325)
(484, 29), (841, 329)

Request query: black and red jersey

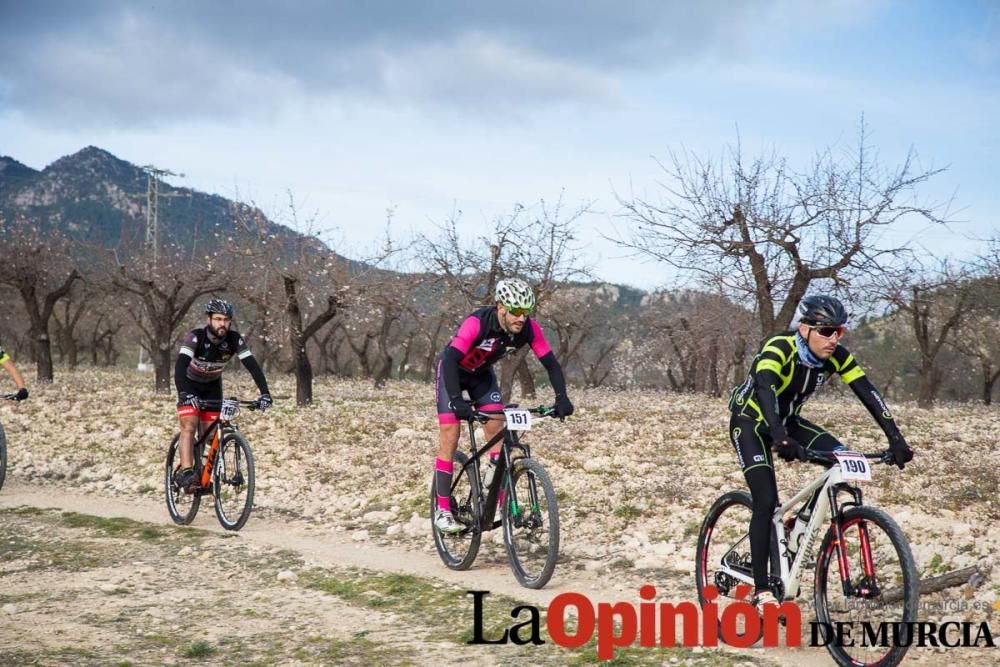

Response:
(177, 327), (253, 384)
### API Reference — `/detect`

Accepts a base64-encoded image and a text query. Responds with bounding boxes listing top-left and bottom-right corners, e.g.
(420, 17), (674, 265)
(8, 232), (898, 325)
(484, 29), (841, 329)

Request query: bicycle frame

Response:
(452, 413), (534, 532)
(718, 460), (869, 600)
(189, 401), (242, 491)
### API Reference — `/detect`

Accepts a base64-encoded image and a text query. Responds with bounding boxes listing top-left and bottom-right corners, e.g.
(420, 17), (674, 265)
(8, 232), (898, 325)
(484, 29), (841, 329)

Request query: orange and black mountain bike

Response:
(165, 397), (261, 531)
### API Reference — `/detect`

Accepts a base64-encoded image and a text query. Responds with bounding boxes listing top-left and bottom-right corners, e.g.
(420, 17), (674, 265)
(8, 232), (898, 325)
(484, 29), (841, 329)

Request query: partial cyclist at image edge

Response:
(727, 294), (914, 611)
(173, 298), (271, 490)
(0, 342), (29, 402)
(433, 278), (574, 534)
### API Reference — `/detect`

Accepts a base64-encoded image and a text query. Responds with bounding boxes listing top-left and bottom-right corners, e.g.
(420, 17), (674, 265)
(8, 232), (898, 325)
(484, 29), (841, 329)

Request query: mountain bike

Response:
(431, 405), (561, 589)
(0, 392), (20, 492)
(695, 448), (919, 667)
(164, 397), (261, 531)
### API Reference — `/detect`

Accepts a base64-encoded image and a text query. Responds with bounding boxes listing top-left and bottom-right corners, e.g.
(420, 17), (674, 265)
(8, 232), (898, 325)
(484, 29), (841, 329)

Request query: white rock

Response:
(363, 510), (394, 522)
(177, 547), (194, 557)
(352, 529), (370, 541)
(277, 570), (298, 582)
(2, 604), (17, 614)
(386, 525), (402, 536)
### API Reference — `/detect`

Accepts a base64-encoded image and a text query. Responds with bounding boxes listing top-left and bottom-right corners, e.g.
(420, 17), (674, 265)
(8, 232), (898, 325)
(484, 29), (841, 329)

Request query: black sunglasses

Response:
(807, 325), (846, 339)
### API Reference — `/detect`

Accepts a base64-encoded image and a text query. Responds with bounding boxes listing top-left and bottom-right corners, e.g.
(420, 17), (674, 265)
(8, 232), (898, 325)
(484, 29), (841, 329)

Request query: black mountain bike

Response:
(165, 397), (260, 531)
(431, 405), (561, 589)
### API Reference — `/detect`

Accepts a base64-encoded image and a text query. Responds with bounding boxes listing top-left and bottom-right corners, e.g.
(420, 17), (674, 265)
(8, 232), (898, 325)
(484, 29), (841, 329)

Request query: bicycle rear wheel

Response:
(695, 490), (763, 644)
(815, 505), (918, 667)
(430, 450), (482, 570)
(502, 457), (559, 589)
(165, 434), (201, 525)
(213, 431), (255, 531)
(0, 423), (7, 492)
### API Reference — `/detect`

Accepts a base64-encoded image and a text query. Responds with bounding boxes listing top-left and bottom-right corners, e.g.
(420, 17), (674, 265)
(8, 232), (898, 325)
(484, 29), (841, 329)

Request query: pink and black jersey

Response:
(178, 327), (253, 384)
(446, 306), (552, 373)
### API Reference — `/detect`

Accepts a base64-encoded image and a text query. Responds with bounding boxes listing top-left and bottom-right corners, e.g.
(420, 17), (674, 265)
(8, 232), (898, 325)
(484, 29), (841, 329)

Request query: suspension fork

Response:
(829, 484), (874, 595)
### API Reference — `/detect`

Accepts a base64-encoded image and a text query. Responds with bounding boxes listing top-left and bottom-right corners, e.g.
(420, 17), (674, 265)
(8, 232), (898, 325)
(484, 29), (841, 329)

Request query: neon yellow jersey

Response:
(0, 344), (9, 366)
(729, 333), (866, 424)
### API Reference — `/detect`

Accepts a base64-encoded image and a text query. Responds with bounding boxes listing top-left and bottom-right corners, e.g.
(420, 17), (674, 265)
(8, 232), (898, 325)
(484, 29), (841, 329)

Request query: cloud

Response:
(0, 0), (850, 127)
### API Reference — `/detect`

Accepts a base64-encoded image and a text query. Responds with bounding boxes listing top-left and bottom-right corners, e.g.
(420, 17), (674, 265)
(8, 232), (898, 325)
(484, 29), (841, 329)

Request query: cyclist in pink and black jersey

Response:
(433, 278), (573, 533)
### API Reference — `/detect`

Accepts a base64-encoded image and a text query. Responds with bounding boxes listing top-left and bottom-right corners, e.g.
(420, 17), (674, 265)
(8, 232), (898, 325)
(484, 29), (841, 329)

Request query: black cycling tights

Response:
(744, 465), (779, 592)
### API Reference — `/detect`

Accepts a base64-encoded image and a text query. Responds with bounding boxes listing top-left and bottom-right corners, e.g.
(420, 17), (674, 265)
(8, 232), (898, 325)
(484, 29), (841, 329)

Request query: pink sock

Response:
(435, 458), (453, 511)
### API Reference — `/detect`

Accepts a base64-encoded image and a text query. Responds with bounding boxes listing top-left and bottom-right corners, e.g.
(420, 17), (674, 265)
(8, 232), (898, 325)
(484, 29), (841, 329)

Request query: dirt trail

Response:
(0, 480), (851, 666)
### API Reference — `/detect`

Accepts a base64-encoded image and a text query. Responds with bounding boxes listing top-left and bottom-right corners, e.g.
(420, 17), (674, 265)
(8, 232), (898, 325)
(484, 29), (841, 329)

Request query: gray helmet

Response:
(204, 298), (234, 318)
(798, 295), (848, 326)
(495, 278), (535, 312)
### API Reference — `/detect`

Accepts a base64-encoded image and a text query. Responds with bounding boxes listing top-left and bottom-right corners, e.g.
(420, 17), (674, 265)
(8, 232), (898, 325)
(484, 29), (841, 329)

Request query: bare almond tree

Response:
(615, 120), (952, 337)
(111, 243), (225, 392)
(418, 195), (593, 399)
(951, 237), (1000, 404)
(869, 257), (983, 406)
(0, 216), (81, 381)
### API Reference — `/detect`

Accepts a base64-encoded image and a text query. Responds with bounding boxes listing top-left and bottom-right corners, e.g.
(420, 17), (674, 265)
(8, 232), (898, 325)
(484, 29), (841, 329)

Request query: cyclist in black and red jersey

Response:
(173, 298), (271, 490)
(433, 278), (574, 533)
(728, 295), (913, 612)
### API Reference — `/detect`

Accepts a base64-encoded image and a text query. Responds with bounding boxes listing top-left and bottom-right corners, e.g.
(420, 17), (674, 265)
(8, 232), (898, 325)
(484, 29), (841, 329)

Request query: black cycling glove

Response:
(258, 394), (273, 412)
(14, 387), (28, 401)
(889, 436), (913, 470)
(776, 437), (807, 463)
(450, 397), (474, 421)
(177, 392), (199, 408)
(554, 394), (574, 420)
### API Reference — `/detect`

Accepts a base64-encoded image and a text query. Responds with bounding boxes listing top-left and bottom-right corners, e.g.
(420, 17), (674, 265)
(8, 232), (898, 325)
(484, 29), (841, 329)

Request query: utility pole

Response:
(140, 165), (185, 268)
(134, 164), (186, 371)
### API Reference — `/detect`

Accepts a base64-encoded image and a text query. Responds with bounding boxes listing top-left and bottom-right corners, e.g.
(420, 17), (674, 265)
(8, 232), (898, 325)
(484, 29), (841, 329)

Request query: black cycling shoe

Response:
(174, 467), (197, 493)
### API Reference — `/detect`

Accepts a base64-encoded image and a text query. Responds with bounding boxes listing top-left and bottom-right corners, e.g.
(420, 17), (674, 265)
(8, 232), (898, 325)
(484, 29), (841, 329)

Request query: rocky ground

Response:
(1, 368), (997, 665)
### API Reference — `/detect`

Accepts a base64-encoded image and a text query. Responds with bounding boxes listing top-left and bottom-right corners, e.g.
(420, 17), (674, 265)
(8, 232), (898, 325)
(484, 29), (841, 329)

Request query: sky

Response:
(1, 0), (997, 289)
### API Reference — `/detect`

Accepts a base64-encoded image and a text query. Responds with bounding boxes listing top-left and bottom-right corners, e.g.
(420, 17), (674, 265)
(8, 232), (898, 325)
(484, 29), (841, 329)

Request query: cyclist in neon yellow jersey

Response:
(728, 295), (912, 611)
(0, 342), (28, 401)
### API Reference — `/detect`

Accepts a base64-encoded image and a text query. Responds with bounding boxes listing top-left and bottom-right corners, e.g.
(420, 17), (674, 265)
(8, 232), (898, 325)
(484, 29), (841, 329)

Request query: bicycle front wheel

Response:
(165, 434), (201, 525)
(502, 457), (559, 589)
(814, 505), (919, 667)
(695, 490), (763, 644)
(430, 450), (482, 570)
(213, 431), (255, 531)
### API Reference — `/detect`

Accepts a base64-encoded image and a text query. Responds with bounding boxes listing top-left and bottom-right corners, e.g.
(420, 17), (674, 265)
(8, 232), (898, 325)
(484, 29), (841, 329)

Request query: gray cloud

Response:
(0, 1), (804, 127)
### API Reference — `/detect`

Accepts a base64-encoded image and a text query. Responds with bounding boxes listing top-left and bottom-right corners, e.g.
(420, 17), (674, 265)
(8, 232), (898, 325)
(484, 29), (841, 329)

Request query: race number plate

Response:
(834, 451), (872, 482)
(503, 409), (532, 431)
(220, 399), (239, 421)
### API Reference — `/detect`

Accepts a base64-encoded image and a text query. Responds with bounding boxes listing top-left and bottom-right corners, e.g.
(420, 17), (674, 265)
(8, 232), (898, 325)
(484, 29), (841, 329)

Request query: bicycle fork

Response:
(829, 485), (879, 598)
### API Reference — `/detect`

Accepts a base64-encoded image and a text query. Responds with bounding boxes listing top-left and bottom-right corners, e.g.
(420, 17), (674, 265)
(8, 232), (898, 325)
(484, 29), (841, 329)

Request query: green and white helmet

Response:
(495, 278), (535, 311)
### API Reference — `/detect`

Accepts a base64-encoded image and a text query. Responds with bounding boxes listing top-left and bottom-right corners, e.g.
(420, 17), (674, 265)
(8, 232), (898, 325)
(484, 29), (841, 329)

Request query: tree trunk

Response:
(284, 276), (313, 406)
(917, 359), (940, 408)
(500, 348), (535, 400)
(154, 341), (172, 393)
(982, 360), (1000, 406)
(34, 330), (54, 383)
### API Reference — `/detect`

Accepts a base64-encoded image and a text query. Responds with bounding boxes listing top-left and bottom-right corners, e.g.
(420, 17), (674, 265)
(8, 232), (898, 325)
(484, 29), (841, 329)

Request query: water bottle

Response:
(787, 507), (811, 555)
(483, 460), (497, 488)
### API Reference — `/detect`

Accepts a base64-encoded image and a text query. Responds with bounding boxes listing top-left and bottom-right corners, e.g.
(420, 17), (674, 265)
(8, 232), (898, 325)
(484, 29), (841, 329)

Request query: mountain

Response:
(0, 146), (257, 251)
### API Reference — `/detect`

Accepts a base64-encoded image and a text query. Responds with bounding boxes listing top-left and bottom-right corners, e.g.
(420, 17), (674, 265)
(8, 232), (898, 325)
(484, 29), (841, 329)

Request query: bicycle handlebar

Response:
(183, 397), (270, 411)
(469, 405), (559, 423)
(803, 449), (894, 466)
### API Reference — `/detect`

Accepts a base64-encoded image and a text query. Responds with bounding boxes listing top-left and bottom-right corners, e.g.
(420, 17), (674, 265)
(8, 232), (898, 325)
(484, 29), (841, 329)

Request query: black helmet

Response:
(204, 298), (234, 318)
(798, 295), (848, 326)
